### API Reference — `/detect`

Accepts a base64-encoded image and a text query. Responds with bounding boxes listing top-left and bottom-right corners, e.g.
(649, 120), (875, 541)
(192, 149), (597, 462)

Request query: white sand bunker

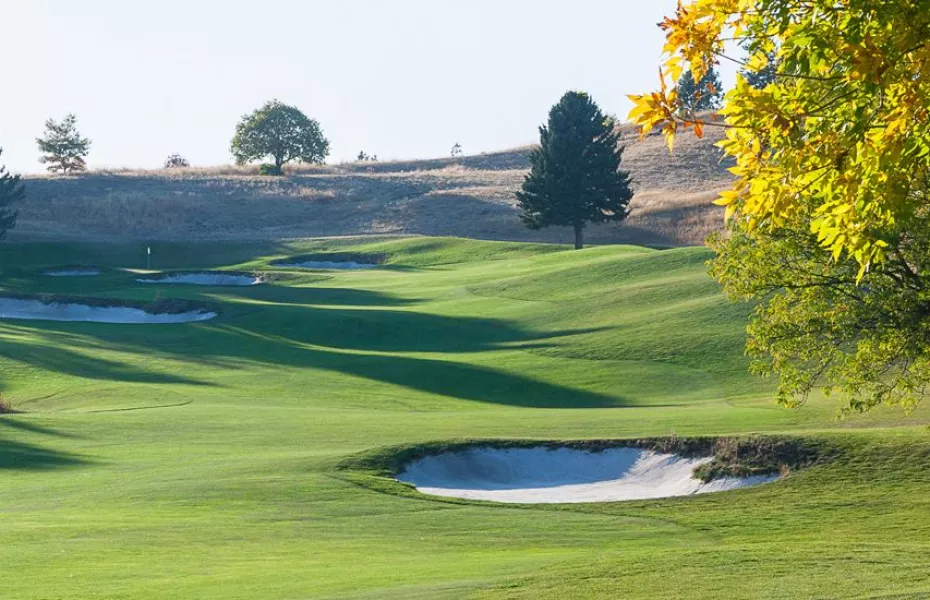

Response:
(397, 447), (779, 504)
(139, 272), (261, 286)
(279, 260), (378, 270)
(44, 268), (101, 277)
(0, 298), (216, 324)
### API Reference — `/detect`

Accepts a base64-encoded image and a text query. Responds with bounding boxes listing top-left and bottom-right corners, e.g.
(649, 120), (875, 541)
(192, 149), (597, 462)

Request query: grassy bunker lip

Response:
(42, 266), (102, 277)
(137, 270), (263, 286)
(337, 436), (823, 504)
(272, 252), (387, 270)
(0, 293), (219, 324)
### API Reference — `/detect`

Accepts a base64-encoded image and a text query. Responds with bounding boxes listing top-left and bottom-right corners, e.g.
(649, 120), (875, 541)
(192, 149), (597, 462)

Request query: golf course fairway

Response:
(1, 237), (929, 599)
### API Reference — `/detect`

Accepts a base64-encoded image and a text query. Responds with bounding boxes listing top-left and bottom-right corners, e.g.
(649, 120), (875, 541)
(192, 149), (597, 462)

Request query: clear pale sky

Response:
(0, 0), (735, 173)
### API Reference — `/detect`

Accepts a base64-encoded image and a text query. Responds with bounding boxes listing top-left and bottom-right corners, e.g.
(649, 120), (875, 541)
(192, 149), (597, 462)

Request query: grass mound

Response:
(272, 251), (387, 269)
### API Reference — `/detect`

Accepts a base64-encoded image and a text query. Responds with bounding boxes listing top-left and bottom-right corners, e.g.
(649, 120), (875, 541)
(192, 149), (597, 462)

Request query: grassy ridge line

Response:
(15, 124), (731, 246)
(0, 236), (567, 272)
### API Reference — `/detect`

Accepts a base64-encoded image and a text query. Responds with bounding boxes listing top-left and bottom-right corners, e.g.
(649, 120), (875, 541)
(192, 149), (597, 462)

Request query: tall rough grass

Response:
(17, 124), (731, 245)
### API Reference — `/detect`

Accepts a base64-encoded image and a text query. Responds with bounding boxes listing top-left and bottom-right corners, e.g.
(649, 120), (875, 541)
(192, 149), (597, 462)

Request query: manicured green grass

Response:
(0, 237), (928, 599)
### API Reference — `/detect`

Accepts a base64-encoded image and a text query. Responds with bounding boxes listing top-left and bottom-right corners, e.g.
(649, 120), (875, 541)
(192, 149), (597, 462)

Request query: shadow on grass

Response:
(0, 271), (132, 298)
(295, 348), (621, 408)
(0, 439), (88, 470)
(0, 278), (623, 408)
(0, 417), (80, 438)
(0, 272), (419, 310)
(211, 305), (605, 354)
(0, 324), (215, 387)
(182, 284), (421, 308)
(13, 305), (623, 408)
(0, 417), (90, 471)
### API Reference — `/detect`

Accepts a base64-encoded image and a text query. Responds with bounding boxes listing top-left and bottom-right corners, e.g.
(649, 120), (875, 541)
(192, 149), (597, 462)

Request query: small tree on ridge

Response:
(36, 114), (90, 174)
(516, 91), (633, 249)
(0, 149), (24, 240)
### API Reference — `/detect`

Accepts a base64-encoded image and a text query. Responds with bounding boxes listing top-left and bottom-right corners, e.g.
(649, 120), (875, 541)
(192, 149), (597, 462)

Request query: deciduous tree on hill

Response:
(630, 1), (930, 411)
(517, 91), (633, 250)
(0, 149), (23, 240)
(36, 114), (90, 174)
(231, 100), (329, 175)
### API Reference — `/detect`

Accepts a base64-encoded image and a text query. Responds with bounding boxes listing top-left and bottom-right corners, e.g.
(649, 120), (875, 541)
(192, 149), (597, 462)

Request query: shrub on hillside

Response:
(0, 392), (13, 414)
(164, 154), (190, 169)
(258, 163), (282, 176)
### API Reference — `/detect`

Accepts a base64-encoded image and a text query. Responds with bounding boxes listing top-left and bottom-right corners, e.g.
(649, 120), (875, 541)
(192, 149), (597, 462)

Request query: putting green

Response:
(0, 237), (928, 599)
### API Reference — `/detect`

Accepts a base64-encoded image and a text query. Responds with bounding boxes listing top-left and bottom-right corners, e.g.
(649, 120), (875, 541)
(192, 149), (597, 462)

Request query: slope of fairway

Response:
(0, 237), (929, 599)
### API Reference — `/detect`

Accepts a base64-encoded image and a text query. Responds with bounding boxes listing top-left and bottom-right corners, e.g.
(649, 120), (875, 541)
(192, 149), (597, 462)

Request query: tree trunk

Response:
(573, 225), (584, 250)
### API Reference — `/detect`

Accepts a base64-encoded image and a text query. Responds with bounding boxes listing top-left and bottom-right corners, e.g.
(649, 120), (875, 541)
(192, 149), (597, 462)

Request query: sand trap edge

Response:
(137, 271), (263, 286)
(335, 437), (822, 505)
(43, 267), (102, 277)
(0, 295), (218, 324)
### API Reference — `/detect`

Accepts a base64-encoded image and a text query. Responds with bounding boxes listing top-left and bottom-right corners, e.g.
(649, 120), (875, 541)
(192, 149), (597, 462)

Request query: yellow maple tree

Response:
(629, 0), (930, 277)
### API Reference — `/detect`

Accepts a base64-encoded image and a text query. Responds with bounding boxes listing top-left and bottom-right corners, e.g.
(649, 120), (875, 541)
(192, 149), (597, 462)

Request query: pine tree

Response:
(0, 149), (23, 240)
(677, 66), (723, 112)
(741, 47), (780, 89)
(516, 91), (633, 249)
(37, 114), (91, 174)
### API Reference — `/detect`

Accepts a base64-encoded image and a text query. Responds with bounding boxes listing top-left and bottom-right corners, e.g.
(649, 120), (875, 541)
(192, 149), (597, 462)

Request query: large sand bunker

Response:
(139, 272), (261, 286)
(0, 297), (216, 324)
(397, 447), (778, 504)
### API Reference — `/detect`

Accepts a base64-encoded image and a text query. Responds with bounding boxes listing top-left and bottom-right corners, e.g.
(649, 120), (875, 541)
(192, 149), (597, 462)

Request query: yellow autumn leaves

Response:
(629, 0), (930, 278)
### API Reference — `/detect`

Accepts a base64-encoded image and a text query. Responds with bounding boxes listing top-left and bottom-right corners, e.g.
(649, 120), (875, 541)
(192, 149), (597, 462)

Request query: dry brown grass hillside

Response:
(15, 123), (732, 246)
